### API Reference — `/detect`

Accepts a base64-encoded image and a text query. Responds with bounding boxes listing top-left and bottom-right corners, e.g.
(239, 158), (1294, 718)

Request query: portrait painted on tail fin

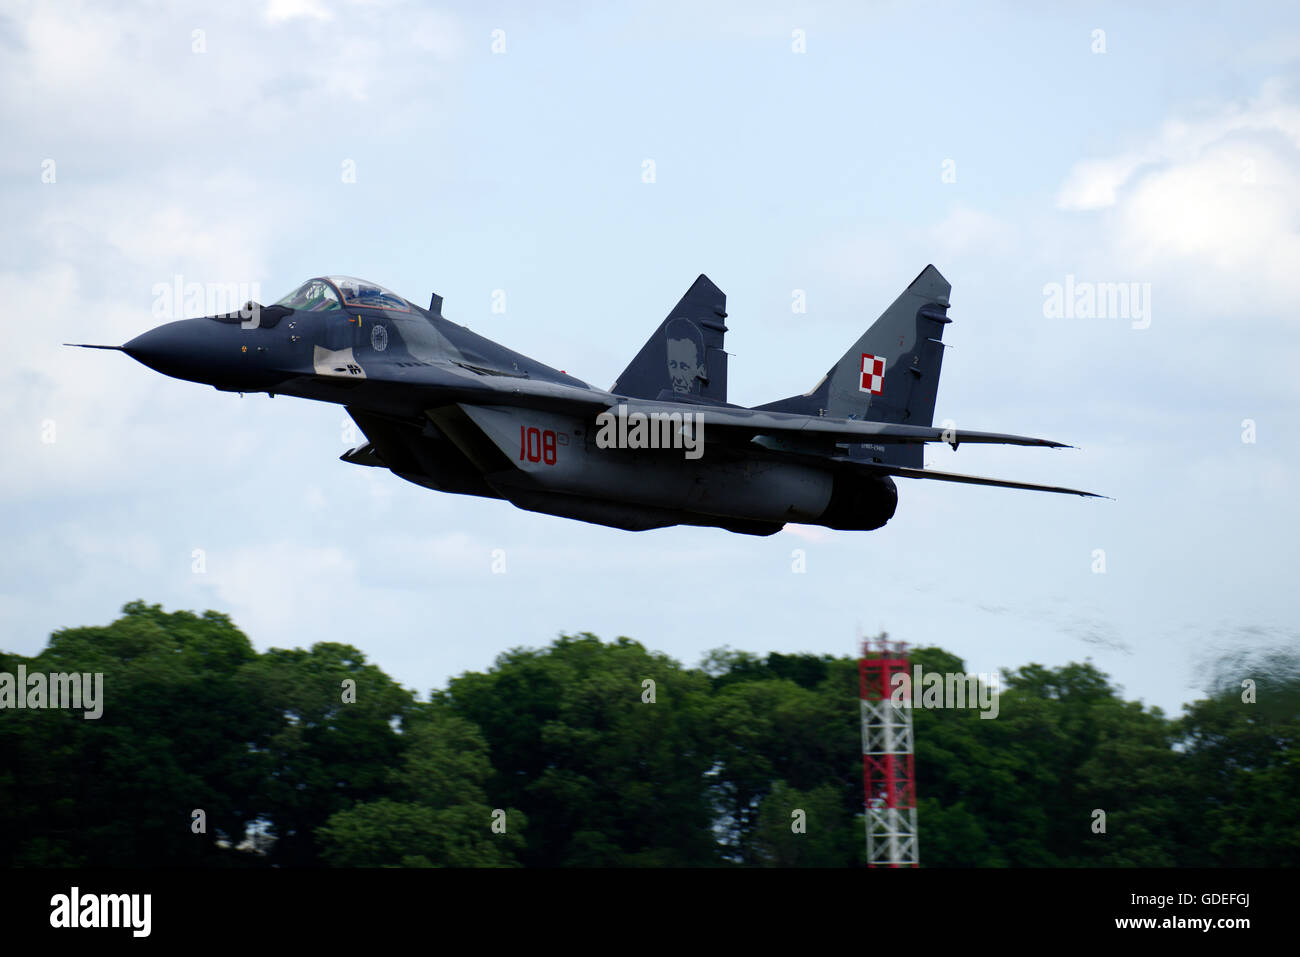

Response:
(666, 317), (706, 394)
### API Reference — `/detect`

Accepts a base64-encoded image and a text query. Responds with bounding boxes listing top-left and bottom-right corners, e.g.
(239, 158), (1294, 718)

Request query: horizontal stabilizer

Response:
(854, 461), (1104, 497)
(612, 397), (1072, 448)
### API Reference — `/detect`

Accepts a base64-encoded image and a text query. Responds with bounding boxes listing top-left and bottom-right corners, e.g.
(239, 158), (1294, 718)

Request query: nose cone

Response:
(123, 320), (200, 379)
(123, 317), (279, 390)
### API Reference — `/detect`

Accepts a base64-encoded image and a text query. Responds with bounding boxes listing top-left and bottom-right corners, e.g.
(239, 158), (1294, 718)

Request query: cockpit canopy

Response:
(274, 278), (340, 312)
(274, 276), (413, 313)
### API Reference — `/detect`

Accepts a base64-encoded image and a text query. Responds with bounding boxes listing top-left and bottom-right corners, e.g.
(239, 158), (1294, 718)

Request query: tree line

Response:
(0, 601), (1294, 866)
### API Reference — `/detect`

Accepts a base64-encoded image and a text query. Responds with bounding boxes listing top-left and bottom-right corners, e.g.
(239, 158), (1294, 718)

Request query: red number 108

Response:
(519, 426), (557, 465)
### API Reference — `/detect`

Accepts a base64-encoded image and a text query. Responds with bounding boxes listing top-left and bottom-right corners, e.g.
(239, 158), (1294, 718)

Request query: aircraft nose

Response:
(122, 316), (286, 391)
(122, 320), (200, 379)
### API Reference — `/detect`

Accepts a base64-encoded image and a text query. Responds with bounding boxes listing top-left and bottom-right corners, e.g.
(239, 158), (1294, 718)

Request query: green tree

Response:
(0, 601), (268, 866)
(6, 603), (1295, 870)
(753, 781), (851, 866)
(1177, 650), (1300, 866)
(318, 707), (524, 866)
(439, 634), (717, 866)
(240, 641), (417, 866)
(703, 650), (861, 865)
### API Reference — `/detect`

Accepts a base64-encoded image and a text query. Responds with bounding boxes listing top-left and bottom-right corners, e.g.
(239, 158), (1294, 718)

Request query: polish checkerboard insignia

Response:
(859, 353), (885, 394)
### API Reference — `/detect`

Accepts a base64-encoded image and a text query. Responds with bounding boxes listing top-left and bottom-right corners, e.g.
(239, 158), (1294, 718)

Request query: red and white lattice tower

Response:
(860, 636), (919, 867)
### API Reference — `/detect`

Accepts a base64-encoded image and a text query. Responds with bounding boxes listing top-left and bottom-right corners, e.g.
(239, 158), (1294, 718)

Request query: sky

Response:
(2, 0), (1297, 715)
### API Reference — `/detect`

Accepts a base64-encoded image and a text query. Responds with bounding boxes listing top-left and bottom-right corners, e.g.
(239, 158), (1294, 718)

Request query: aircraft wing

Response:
(398, 368), (1063, 449)
(398, 360), (617, 416)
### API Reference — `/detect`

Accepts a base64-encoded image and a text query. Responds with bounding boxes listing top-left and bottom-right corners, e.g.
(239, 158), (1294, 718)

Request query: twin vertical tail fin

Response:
(756, 265), (952, 467)
(611, 274), (729, 404)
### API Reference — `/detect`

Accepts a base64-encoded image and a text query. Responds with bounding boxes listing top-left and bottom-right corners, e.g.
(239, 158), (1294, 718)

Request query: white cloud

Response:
(205, 541), (358, 639)
(1056, 155), (1147, 211)
(927, 204), (1015, 257)
(1055, 80), (1300, 311)
(0, 2), (464, 171)
(1057, 80), (1300, 212)
(265, 0), (334, 23)
(409, 10), (465, 59)
(783, 524), (834, 544)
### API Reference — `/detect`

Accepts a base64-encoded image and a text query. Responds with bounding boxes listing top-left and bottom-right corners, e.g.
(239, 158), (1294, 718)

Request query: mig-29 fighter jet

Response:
(71, 266), (1097, 535)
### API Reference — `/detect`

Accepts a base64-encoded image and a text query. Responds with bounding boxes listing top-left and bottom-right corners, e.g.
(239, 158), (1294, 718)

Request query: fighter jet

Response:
(71, 266), (1097, 536)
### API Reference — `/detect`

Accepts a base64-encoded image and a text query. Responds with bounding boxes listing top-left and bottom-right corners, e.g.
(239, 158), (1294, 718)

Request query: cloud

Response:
(926, 204), (1016, 257)
(782, 524), (834, 544)
(265, 0), (334, 23)
(204, 541), (360, 640)
(0, 1), (464, 171)
(1055, 79), (1300, 311)
(1056, 155), (1147, 212)
(1057, 79), (1300, 210)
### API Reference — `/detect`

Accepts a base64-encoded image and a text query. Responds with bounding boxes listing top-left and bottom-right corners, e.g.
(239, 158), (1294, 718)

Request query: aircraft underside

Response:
(343, 405), (899, 535)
